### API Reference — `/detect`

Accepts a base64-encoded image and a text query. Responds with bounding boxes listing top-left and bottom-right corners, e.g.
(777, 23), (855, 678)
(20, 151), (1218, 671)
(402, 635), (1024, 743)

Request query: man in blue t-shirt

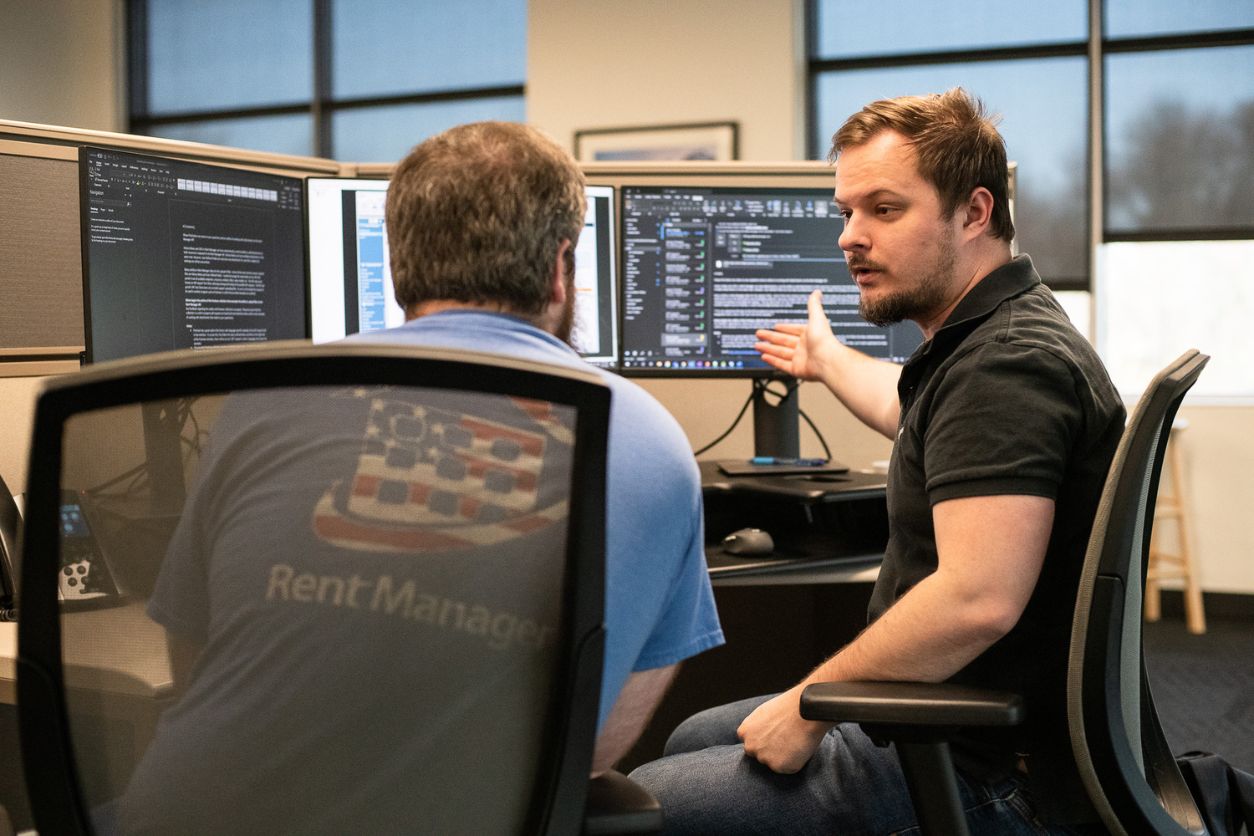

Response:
(122, 122), (722, 832)
(356, 122), (724, 759)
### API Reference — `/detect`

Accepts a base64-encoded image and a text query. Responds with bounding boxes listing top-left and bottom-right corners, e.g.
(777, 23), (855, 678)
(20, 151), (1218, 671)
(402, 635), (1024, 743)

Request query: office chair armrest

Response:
(801, 682), (1027, 836)
(583, 769), (663, 835)
(800, 681), (1025, 732)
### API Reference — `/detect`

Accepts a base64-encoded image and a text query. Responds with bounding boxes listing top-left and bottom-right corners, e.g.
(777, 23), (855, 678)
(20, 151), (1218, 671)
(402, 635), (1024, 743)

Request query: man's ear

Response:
(960, 187), (995, 240)
(551, 238), (573, 305)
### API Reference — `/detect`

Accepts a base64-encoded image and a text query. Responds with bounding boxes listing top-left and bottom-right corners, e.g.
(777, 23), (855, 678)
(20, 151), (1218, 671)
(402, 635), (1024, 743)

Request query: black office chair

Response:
(16, 342), (658, 834)
(800, 349), (1211, 836)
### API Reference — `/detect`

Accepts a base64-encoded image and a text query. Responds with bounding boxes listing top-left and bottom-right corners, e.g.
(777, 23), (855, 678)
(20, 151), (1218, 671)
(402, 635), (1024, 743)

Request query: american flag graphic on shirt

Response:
(313, 392), (573, 553)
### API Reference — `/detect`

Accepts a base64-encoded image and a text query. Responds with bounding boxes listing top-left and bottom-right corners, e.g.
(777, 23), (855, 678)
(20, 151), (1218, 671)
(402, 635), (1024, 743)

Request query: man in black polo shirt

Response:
(630, 89), (1124, 833)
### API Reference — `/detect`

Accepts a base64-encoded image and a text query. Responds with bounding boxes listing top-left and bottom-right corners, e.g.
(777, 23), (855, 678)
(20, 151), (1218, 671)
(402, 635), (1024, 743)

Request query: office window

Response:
(1105, 0), (1254, 39)
(1105, 44), (1254, 235)
(331, 0), (526, 99)
(333, 96), (527, 163)
(145, 0), (313, 114)
(152, 114), (316, 158)
(814, 57), (1088, 287)
(813, 0), (1086, 59)
(1097, 240), (1254, 399)
(809, 0), (1254, 289)
(129, 0), (527, 160)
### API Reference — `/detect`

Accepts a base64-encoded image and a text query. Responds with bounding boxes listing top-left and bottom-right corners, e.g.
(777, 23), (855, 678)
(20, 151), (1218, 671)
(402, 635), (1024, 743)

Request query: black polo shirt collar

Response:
(938, 254), (1040, 336)
(899, 254), (1042, 402)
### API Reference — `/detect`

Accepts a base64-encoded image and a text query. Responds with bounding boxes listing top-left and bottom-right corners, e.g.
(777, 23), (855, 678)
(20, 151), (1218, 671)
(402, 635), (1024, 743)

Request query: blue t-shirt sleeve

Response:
(145, 395), (258, 641)
(147, 506), (211, 641)
(632, 480), (724, 671)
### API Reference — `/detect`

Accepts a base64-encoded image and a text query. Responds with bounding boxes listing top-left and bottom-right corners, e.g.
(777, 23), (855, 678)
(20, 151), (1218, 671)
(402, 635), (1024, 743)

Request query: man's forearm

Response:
(817, 347), (903, 440)
(803, 570), (1010, 689)
(737, 495), (1052, 774)
(591, 664), (678, 777)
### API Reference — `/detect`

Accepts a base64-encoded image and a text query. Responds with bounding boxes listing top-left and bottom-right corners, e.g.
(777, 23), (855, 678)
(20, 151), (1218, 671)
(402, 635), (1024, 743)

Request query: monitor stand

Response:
(751, 378), (800, 459)
(712, 379), (848, 477)
(141, 401), (187, 507)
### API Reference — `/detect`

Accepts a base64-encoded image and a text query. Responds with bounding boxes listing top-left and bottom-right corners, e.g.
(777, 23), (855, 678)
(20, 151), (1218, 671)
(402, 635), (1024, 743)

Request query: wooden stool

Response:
(1144, 419), (1206, 634)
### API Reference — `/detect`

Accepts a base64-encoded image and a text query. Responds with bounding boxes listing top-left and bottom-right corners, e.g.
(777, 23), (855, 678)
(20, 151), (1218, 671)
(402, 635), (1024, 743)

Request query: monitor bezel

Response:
(589, 165), (840, 379)
(79, 144), (309, 365)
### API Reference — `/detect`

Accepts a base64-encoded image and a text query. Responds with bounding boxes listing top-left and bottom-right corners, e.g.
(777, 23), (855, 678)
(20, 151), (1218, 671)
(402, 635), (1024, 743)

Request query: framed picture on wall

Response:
(574, 121), (739, 162)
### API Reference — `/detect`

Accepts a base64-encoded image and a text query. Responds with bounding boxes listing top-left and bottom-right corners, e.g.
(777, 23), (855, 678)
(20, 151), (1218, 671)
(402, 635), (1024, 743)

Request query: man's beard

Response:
(856, 236), (955, 327)
(555, 246), (577, 345)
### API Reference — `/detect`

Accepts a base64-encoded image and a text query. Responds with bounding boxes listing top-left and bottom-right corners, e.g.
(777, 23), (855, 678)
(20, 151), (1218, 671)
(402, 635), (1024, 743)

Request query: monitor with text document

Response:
(80, 146), (308, 363)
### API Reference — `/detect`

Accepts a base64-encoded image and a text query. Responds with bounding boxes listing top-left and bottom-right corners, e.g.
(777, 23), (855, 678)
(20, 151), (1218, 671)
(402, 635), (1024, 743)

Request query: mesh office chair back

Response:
(17, 342), (610, 835)
(1068, 348), (1210, 836)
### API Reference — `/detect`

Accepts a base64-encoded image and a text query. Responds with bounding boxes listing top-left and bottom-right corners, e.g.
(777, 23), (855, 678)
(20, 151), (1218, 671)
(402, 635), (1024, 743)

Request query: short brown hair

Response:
(830, 88), (1014, 242)
(386, 121), (587, 316)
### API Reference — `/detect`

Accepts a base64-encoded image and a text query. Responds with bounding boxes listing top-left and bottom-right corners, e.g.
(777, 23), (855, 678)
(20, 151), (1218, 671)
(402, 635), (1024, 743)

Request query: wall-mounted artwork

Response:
(574, 121), (738, 162)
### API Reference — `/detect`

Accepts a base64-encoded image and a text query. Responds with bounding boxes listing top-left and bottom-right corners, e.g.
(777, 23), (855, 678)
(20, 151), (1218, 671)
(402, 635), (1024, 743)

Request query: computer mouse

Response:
(721, 527), (775, 556)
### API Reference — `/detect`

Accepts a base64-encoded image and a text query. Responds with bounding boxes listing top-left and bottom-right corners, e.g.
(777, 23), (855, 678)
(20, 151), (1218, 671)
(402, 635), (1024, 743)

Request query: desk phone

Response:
(58, 492), (123, 608)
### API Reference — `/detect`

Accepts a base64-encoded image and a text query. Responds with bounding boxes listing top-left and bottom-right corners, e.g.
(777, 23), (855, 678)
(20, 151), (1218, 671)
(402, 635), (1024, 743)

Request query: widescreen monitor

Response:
(80, 146), (308, 363)
(305, 180), (620, 369)
(618, 184), (922, 376)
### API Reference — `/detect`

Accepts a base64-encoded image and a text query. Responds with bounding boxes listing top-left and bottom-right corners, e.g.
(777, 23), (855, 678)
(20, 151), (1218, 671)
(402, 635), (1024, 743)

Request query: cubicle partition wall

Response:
(0, 120), (342, 381)
(0, 138), (85, 379)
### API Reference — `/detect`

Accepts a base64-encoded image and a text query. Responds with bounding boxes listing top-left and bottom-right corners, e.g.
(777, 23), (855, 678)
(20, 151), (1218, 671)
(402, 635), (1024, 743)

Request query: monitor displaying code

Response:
(620, 185), (921, 375)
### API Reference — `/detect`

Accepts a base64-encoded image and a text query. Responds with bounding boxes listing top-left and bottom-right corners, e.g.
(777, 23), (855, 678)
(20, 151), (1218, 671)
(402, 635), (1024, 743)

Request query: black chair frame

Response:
(800, 349), (1210, 836)
(17, 341), (613, 835)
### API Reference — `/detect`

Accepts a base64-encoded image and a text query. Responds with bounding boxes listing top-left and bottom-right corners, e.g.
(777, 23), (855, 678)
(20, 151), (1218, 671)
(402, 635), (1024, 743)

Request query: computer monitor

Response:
(80, 146), (308, 363)
(305, 177), (402, 343)
(599, 175), (922, 459)
(305, 179), (620, 368)
(619, 184), (921, 375)
(572, 185), (619, 368)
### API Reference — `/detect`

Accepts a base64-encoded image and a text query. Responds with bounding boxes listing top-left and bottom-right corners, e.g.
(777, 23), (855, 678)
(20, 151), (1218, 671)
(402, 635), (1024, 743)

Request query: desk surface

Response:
(700, 461), (889, 583)
(0, 601), (172, 705)
(0, 465), (891, 698)
(700, 460), (888, 503)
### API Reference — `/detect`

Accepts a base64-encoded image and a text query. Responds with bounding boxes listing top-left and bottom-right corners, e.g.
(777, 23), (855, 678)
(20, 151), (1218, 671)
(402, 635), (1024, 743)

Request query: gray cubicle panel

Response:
(0, 141), (84, 364)
(0, 124), (346, 379)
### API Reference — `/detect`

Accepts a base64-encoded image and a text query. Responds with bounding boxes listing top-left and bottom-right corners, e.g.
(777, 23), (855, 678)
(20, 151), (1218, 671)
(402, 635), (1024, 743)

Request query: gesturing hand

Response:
(737, 686), (830, 774)
(754, 289), (839, 381)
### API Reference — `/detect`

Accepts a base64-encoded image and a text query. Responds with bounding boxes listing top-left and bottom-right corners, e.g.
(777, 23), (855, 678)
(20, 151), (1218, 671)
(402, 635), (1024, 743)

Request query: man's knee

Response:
(662, 694), (777, 756)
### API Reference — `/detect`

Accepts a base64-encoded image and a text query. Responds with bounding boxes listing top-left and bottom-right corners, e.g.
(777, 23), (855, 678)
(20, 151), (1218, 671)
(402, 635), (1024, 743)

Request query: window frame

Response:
(126, 0), (527, 160)
(805, 0), (1254, 289)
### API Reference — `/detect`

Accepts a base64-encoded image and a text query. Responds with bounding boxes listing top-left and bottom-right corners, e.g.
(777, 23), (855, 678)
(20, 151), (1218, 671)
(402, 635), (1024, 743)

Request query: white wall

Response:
(0, 0), (124, 131)
(528, 0), (804, 161)
(1171, 407), (1254, 594)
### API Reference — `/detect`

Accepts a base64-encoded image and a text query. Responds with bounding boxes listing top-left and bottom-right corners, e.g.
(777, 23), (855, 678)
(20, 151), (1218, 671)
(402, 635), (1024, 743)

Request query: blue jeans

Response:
(629, 694), (1077, 835)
